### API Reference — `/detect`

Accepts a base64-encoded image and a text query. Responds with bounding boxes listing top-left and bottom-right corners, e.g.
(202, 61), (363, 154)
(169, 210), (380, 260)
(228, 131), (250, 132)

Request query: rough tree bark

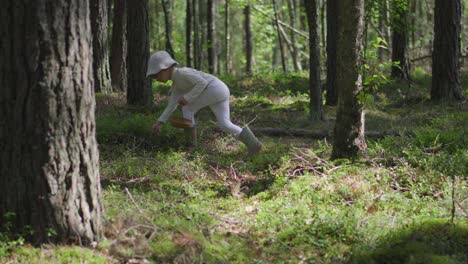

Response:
(304, 0), (323, 121)
(0, 0), (102, 244)
(431, 0), (462, 101)
(91, 0), (112, 93)
(332, 0), (367, 159)
(110, 0), (127, 92)
(127, 0), (152, 106)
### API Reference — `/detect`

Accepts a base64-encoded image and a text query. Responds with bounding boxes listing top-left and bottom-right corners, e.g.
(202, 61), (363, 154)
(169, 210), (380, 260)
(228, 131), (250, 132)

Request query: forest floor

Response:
(1, 71), (467, 263)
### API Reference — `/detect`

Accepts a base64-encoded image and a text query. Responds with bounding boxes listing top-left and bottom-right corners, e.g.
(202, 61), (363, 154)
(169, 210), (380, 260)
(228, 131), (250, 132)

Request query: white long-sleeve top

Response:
(158, 67), (218, 123)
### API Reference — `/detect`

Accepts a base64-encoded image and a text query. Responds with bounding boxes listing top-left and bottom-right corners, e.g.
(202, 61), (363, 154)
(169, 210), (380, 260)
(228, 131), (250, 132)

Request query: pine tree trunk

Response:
(244, 4), (254, 76)
(186, 0), (193, 67)
(378, 0), (389, 62)
(326, 0), (338, 106)
(225, 0), (231, 74)
(304, 0), (323, 121)
(320, 0), (326, 59)
(391, 0), (410, 80)
(273, 0), (287, 73)
(161, 0), (175, 59)
(332, 0), (367, 159)
(288, 0), (301, 71)
(199, 0), (207, 70)
(127, 0), (152, 106)
(91, 0), (112, 93)
(299, 0), (309, 68)
(110, 0), (128, 92)
(193, 0), (200, 69)
(0, 0), (102, 244)
(207, 0), (217, 74)
(431, 0), (462, 101)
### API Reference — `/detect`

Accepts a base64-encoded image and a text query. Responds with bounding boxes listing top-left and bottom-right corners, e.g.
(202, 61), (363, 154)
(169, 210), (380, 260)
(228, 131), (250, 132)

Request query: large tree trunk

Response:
(0, 0), (102, 244)
(207, 0), (217, 74)
(325, 0), (338, 106)
(161, 0), (175, 59)
(431, 0), (462, 101)
(244, 4), (254, 76)
(127, 0), (152, 106)
(391, 0), (410, 80)
(186, 0), (193, 67)
(304, 0), (323, 121)
(91, 0), (112, 94)
(331, 0), (367, 159)
(110, 0), (127, 92)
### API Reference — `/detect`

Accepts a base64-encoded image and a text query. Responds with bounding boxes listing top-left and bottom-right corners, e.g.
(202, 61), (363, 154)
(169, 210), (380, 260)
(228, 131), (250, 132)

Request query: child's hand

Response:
(177, 97), (188, 106)
(152, 122), (161, 138)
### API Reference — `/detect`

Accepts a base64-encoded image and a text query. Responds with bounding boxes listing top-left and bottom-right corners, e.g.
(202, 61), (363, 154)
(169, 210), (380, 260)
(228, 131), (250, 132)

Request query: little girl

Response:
(147, 51), (262, 156)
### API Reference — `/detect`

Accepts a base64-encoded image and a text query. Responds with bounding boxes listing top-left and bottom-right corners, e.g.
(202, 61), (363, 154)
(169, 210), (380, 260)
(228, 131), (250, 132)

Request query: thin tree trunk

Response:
(161, 0), (175, 59)
(391, 0), (410, 80)
(331, 0), (367, 159)
(410, 0), (416, 50)
(199, 0), (207, 70)
(245, 4), (254, 75)
(127, 0), (152, 106)
(110, 0), (127, 92)
(326, 0), (338, 106)
(431, 0), (462, 101)
(193, 0), (200, 69)
(91, 0), (112, 93)
(320, 0), (326, 58)
(273, 0), (287, 73)
(378, 0), (389, 62)
(304, 0), (323, 121)
(207, 0), (217, 74)
(299, 0), (309, 68)
(0, 0), (102, 244)
(225, 0), (231, 74)
(186, 0), (193, 67)
(288, 0), (301, 71)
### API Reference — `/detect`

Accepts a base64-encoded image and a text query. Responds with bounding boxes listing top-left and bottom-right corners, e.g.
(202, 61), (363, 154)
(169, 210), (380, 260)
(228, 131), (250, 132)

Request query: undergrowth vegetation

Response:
(1, 71), (467, 263)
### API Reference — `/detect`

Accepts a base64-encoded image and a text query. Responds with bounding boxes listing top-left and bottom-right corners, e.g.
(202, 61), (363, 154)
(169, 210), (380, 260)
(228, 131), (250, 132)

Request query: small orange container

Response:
(168, 116), (193, 128)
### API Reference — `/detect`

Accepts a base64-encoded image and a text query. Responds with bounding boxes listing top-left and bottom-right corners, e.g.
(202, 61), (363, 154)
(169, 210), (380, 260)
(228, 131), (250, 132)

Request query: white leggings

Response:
(183, 79), (242, 138)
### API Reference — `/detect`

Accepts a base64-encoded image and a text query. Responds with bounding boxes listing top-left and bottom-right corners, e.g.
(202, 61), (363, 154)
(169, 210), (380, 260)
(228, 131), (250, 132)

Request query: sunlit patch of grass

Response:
(1, 246), (114, 264)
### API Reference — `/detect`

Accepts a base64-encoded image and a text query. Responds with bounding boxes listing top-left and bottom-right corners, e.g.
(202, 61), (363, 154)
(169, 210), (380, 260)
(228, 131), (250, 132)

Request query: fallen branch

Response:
(251, 127), (410, 138)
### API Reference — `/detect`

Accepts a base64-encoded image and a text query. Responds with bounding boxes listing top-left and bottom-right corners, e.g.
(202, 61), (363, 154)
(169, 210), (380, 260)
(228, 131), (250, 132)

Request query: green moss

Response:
(351, 220), (468, 263)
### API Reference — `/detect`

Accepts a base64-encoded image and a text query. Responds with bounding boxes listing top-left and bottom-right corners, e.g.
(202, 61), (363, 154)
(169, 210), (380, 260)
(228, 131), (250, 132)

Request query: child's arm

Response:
(158, 89), (183, 123)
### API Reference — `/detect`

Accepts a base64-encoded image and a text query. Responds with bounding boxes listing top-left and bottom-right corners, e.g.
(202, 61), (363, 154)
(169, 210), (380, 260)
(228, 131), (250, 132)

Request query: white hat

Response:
(146, 51), (178, 77)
